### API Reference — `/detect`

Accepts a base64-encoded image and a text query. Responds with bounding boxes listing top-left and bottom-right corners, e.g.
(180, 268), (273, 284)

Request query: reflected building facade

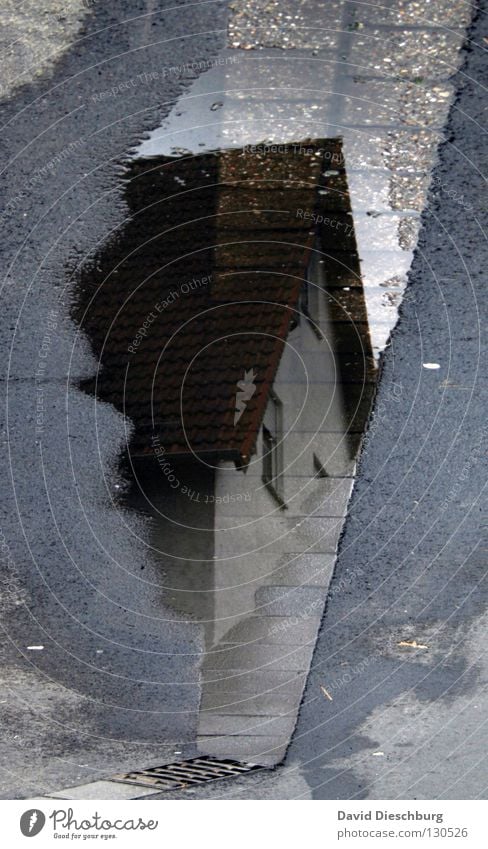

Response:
(74, 139), (377, 765)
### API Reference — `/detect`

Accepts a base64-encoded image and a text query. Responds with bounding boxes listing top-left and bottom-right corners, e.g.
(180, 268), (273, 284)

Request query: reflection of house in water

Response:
(75, 139), (377, 765)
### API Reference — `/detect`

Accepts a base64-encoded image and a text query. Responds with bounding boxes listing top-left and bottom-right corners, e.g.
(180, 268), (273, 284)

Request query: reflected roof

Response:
(75, 139), (374, 462)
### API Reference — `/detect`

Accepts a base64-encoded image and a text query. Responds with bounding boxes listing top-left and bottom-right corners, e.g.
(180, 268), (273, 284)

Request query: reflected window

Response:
(262, 390), (285, 507)
(300, 248), (325, 340)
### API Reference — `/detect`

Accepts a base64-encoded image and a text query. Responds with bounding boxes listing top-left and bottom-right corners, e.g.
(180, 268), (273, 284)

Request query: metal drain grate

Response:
(112, 757), (262, 792)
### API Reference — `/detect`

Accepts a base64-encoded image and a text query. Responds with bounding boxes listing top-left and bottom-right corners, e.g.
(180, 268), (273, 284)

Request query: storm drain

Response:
(111, 757), (263, 791)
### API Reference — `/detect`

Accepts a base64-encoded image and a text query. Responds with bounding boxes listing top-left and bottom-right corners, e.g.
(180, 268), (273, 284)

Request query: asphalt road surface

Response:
(147, 1), (488, 800)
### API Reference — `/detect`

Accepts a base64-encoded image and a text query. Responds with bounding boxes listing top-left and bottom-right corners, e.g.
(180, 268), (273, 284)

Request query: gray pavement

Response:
(0, 0), (226, 798)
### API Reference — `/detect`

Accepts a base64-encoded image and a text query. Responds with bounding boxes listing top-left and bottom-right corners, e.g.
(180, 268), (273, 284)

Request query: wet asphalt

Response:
(286, 2), (488, 796)
(0, 0), (227, 797)
(0, 0), (487, 799)
(145, 2), (488, 800)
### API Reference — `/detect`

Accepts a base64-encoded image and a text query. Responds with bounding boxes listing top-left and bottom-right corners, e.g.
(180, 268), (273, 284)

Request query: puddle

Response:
(73, 0), (469, 766)
(74, 137), (377, 764)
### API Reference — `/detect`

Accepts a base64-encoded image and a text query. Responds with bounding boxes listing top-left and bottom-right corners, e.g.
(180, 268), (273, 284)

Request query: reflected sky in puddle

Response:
(73, 0), (467, 767)
(134, 37), (455, 359)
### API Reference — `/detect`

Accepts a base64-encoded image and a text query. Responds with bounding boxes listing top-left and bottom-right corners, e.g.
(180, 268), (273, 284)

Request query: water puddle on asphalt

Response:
(75, 135), (378, 763)
(74, 7), (466, 764)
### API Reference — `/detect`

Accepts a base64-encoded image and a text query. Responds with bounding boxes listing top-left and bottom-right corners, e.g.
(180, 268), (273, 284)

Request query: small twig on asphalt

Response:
(320, 685), (333, 701)
(397, 640), (428, 650)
